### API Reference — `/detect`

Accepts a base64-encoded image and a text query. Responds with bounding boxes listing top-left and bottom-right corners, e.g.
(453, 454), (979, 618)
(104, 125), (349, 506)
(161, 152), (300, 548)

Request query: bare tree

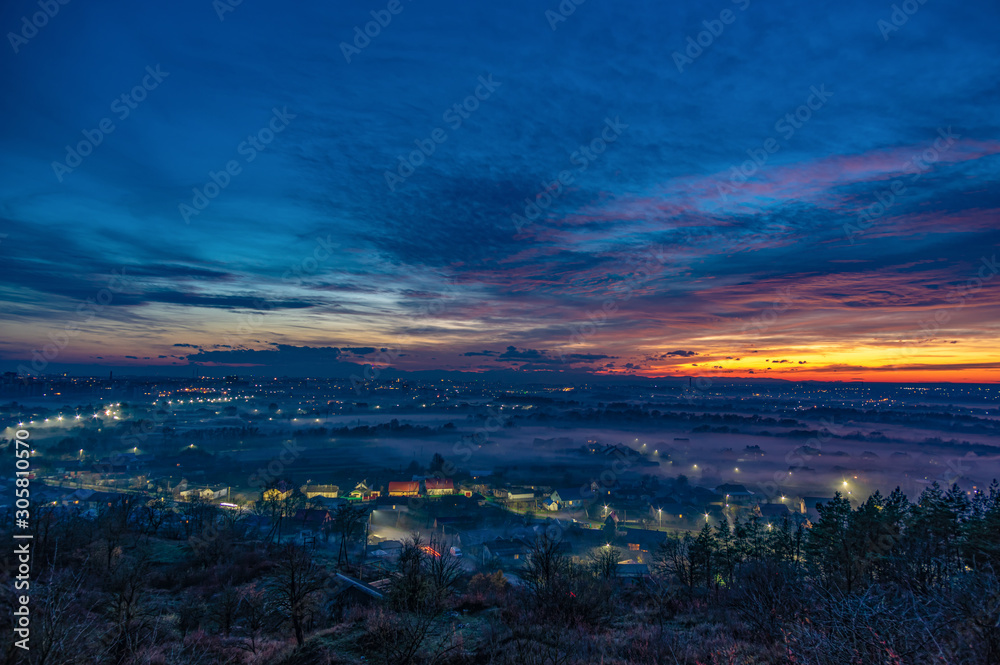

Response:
(332, 503), (369, 567)
(267, 543), (327, 646)
(426, 534), (464, 596)
(235, 583), (272, 655)
(363, 606), (462, 665)
(654, 533), (695, 592)
(211, 582), (241, 637)
(521, 533), (569, 601)
(102, 547), (152, 664)
(590, 544), (622, 580)
(27, 566), (98, 665)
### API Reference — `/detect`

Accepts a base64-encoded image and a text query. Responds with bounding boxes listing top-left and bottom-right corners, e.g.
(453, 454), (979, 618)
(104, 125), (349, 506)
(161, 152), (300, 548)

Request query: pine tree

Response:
(804, 493), (855, 591)
(690, 522), (717, 589)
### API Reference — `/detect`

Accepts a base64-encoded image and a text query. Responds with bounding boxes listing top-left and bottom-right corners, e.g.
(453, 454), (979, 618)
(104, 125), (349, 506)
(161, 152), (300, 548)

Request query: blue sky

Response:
(2, 0), (999, 380)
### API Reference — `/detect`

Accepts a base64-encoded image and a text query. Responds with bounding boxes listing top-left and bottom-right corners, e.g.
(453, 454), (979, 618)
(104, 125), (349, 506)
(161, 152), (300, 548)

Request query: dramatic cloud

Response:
(0, 0), (998, 382)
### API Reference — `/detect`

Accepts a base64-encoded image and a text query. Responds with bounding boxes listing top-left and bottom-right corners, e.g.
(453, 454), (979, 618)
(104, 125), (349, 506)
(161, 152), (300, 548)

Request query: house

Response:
(802, 497), (837, 521)
(293, 508), (333, 531)
(300, 484), (339, 499)
(617, 563), (651, 580)
(483, 538), (528, 566)
(328, 573), (384, 618)
(36, 485), (73, 506)
(179, 485), (229, 501)
(348, 480), (379, 501)
(78, 490), (133, 512)
(549, 488), (585, 510)
(373, 539), (403, 556)
(374, 496), (411, 512)
(307, 495), (346, 510)
(262, 487), (293, 502)
(387, 481), (420, 497)
(495, 487), (536, 503)
(757, 503), (792, 521)
(456, 529), (498, 551)
(714, 483), (755, 505)
(649, 502), (689, 526)
(424, 478), (454, 496)
(262, 480), (295, 502)
(619, 528), (667, 563)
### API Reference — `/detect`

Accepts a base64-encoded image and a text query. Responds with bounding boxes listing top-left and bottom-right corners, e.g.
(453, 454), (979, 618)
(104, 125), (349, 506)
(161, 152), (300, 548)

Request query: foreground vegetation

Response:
(2, 480), (999, 664)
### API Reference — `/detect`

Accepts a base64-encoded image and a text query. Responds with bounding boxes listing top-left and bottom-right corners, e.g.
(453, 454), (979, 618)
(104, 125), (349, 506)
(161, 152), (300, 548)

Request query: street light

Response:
(657, 508), (662, 528)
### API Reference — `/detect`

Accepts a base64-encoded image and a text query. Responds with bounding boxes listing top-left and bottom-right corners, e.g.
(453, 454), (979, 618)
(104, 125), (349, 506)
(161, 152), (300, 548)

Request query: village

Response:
(27, 437), (836, 587)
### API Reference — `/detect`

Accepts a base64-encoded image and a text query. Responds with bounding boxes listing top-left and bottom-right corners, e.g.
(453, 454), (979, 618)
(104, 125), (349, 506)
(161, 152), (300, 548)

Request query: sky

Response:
(1, 0), (999, 382)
